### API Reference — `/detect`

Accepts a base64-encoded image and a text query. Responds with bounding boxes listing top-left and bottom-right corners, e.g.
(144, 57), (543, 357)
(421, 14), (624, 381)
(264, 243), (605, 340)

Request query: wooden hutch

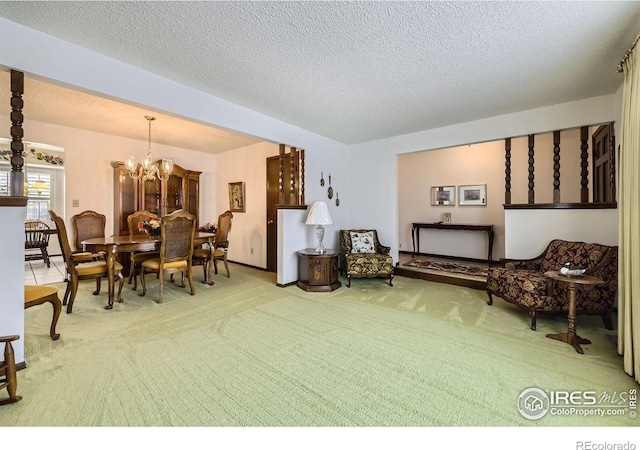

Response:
(112, 161), (201, 236)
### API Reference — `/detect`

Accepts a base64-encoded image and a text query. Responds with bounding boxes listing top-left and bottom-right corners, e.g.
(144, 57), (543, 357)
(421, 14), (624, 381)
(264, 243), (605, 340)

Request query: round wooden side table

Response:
(544, 270), (604, 354)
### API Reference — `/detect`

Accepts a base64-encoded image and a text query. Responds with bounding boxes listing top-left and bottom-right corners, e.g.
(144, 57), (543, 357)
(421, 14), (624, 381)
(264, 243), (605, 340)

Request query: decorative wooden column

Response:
(553, 130), (561, 203)
(609, 138), (617, 203)
(9, 70), (25, 197)
(527, 134), (535, 204)
(278, 144), (286, 204)
(277, 143), (305, 206)
(299, 149), (305, 206)
(580, 126), (589, 203)
(504, 138), (511, 205)
(289, 147), (297, 204)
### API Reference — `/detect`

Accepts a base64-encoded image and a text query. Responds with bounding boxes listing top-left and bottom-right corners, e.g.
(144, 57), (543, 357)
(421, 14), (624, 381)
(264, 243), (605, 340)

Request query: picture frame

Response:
(228, 181), (246, 212)
(458, 184), (486, 206)
(430, 186), (455, 206)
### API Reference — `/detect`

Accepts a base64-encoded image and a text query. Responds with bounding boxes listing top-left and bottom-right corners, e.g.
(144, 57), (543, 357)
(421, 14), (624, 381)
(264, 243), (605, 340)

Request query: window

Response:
(26, 173), (51, 222)
(0, 166), (54, 223)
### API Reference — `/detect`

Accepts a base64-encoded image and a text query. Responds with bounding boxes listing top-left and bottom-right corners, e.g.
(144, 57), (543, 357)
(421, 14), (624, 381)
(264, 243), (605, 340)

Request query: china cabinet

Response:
(112, 161), (201, 236)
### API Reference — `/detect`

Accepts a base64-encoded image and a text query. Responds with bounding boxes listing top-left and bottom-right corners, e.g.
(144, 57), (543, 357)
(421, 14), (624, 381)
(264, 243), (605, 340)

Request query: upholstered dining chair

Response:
(126, 210), (160, 290)
(139, 210), (196, 303)
(24, 220), (51, 267)
(0, 335), (21, 405)
(71, 210), (106, 262)
(193, 210), (233, 282)
(50, 210), (124, 313)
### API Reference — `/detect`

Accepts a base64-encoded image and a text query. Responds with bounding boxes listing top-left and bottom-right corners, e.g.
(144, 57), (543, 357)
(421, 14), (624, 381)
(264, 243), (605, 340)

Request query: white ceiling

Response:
(1, 1), (639, 149)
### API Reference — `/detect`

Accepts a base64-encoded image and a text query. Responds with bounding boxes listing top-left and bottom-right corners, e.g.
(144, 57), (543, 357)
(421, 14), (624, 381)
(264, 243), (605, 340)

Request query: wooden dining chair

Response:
(0, 335), (21, 405)
(49, 210), (124, 313)
(140, 210), (196, 303)
(126, 210), (160, 290)
(24, 220), (51, 267)
(193, 210), (233, 283)
(71, 210), (106, 262)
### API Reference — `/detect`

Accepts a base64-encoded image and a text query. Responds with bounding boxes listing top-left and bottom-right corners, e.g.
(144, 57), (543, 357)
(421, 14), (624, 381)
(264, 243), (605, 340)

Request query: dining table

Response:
(82, 232), (216, 310)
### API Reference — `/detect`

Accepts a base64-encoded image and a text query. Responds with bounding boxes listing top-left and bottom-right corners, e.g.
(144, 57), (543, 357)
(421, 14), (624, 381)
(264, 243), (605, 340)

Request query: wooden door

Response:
(592, 123), (616, 203)
(266, 154), (291, 272)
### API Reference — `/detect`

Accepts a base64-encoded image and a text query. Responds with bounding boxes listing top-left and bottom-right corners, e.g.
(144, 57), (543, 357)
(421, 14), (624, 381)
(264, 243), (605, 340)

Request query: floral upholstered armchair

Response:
(339, 229), (394, 288)
(486, 239), (618, 331)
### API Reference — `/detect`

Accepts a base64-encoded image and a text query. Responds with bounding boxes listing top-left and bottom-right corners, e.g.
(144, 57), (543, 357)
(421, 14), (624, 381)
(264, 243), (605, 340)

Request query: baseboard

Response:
(276, 281), (298, 288)
(0, 361), (26, 376)
(227, 260), (267, 271)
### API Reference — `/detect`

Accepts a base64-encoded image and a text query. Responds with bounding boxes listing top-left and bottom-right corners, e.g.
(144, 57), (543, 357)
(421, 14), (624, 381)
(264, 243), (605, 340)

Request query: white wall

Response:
(398, 140), (505, 260)
(214, 142), (280, 268)
(505, 209), (618, 259)
(278, 208), (309, 285)
(0, 202), (26, 363)
(397, 127), (601, 261)
(0, 117), (218, 233)
(350, 95), (620, 263)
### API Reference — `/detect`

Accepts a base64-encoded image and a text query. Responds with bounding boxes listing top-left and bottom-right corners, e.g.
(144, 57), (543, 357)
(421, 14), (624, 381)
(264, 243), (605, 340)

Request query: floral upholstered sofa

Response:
(486, 239), (618, 331)
(339, 229), (394, 288)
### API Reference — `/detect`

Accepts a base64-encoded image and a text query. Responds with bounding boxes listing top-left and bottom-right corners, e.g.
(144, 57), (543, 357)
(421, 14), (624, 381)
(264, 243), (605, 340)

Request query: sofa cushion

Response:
(346, 253), (394, 275)
(539, 240), (609, 273)
(350, 231), (376, 253)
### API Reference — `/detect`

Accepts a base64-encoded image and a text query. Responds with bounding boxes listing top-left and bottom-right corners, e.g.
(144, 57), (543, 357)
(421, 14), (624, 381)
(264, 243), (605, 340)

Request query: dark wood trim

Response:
(504, 202), (617, 210)
(580, 126), (589, 202)
(299, 149), (305, 205)
(527, 134), (535, 204)
(0, 196), (28, 207)
(278, 144), (285, 204)
(610, 137), (617, 203)
(394, 267), (486, 290)
(290, 147), (297, 205)
(10, 70), (25, 197)
(1, 361), (27, 376)
(276, 281), (298, 288)
(276, 204), (308, 210)
(553, 130), (561, 203)
(504, 138), (511, 205)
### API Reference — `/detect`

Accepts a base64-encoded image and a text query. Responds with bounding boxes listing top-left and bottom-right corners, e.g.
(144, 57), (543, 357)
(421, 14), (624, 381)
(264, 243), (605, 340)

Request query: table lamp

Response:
(305, 201), (333, 254)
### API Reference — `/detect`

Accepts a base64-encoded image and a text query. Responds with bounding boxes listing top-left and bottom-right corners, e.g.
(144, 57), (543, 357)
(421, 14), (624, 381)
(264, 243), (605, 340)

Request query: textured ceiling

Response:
(1, 1), (639, 147)
(0, 71), (262, 153)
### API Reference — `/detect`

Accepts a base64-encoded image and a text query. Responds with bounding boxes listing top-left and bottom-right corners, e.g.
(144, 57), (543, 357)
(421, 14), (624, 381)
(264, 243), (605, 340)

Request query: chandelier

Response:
(125, 116), (173, 181)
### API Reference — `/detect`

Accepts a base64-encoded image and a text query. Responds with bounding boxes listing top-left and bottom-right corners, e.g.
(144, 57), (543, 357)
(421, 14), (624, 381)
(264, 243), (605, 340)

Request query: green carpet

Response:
(1, 264), (636, 426)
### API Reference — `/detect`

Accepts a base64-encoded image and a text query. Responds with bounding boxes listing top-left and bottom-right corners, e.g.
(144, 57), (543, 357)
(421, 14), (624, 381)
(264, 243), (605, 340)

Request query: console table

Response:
(411, 223), (495, 264)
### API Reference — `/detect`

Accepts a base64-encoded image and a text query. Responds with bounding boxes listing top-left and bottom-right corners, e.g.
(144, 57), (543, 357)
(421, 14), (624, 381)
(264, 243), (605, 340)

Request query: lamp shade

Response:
(305, 201), (333, 225)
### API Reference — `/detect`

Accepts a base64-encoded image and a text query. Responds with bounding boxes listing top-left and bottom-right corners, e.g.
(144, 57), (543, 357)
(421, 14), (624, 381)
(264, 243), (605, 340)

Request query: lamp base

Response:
(315, 224), (325, 254)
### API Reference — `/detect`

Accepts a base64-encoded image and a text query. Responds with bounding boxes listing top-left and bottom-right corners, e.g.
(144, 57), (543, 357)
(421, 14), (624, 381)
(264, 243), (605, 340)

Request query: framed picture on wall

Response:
(430, 186), (455, 206)
(458, 184), (486, 206)
(228, 181), (246, 212)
